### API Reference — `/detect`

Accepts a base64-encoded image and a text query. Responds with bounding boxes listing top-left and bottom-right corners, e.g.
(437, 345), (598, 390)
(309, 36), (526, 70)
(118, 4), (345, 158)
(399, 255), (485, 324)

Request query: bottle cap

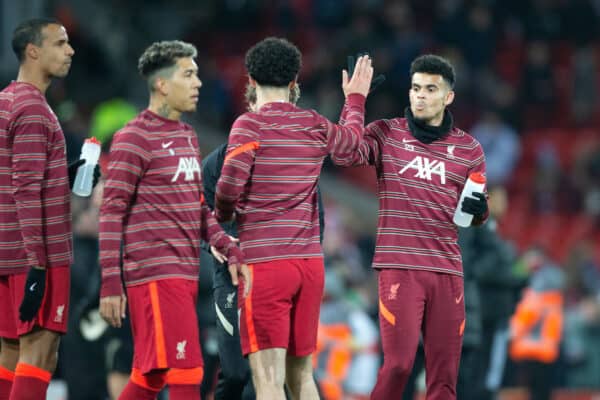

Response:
(469, 172), (486, 184)
(86, 137), (101, 145)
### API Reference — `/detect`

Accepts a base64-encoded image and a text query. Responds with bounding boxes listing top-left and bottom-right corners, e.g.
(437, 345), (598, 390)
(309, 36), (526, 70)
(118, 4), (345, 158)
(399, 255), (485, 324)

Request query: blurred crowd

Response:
(1, 0), (599, 398)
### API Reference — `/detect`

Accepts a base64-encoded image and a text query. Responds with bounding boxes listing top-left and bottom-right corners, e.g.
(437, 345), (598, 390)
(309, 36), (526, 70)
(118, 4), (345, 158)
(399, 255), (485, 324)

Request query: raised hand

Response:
(342, 55), (374, 98)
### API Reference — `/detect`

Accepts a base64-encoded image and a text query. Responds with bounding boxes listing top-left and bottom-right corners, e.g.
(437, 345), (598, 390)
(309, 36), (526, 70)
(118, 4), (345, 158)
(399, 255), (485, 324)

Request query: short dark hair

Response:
(12, 18), (60, 62)
(410, 54), (456, 89)
(245, 37), (301, 87)
(138, 40), (197, 91)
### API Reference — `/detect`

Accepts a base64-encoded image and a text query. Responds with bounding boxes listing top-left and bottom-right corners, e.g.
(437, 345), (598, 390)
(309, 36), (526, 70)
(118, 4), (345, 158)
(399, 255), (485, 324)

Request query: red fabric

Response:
(215, 95), (366, 264)
(127, 279), (203, 374)
(0, 379), (10, 400)
(331, 117), (487, 277)
(239, 258), (324, 356)
(119, 380), (160, 400)
(0, 81), (72, 275)
(0, 366), (13, 400)
(8, 375), (49, 400)
(371, 269), (464, 400)
(99, 109), (242, 297)
(0, 266), (69, 339)
(168, 384), (201, 400)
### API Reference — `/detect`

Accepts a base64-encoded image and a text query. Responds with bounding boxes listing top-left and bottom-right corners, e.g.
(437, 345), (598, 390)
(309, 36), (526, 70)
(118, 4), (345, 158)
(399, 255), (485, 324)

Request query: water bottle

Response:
(73, 137), (101, 197)
(453, 172), (486, 227)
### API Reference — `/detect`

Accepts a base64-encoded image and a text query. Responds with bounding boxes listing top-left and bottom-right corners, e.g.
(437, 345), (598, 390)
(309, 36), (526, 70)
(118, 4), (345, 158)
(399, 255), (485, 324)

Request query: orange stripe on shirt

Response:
(224, 142), (259, 163)
(166, 367), (204, 385)
(379, 299), (396, 326)
(14, 363), (51, 383)
(245, 264), (259, 353)
(459, 319), (466, 336)
(149, 282), (168, 369)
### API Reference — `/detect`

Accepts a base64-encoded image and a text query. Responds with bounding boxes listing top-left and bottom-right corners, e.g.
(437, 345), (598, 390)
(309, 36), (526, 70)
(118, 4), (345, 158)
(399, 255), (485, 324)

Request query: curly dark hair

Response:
(138, 40), (197, 90)
(410, 54), (456, 89)
(12, 18), (60, 62)
(245, 37), (301, 87)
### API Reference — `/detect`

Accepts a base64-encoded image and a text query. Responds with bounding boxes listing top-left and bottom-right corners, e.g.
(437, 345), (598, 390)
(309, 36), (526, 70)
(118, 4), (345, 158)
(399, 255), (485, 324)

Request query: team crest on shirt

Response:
(54, 304), (65, 323)
(172, 157), (201, 182)
(388, 283), (400, 300)
(176, 340), (187, 360)
(225, 292), (236, 309)
(399, 156), (446, 184)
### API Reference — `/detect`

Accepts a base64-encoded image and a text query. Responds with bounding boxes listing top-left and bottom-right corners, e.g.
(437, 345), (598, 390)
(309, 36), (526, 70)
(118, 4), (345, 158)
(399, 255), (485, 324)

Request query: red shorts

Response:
(238, 257), (324, 356)
(0, 266), (70, 339)
(127, 279), (203, 374)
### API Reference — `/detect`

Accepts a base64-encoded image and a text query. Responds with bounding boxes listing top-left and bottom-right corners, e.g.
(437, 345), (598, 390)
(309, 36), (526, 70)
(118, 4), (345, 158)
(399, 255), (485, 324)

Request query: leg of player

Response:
(285, 354), (319, 400)
(10, 329), (60, 399)
(248, 348), (287, 399)
(422, 274), (464, 400)
(166, 367), (204, 400)
(119, 369), (167, 400)
(370, 269), (424, 400)
(0, 338), (18, 399)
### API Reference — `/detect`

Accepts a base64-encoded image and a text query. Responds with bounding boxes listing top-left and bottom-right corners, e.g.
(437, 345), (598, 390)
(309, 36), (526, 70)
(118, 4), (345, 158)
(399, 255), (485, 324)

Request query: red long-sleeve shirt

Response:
(332, 117), (487, 276)
(0, 82), (72, 275)
(99, 110), (243, 297)
(215, 94), (366, 264)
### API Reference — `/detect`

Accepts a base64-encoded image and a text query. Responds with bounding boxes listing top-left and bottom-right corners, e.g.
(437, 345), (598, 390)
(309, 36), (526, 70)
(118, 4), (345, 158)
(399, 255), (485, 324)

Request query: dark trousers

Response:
(213, 266), (255, 400)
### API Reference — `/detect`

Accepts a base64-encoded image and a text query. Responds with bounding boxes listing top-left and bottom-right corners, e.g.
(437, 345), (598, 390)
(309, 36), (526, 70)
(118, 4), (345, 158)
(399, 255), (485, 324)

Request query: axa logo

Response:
(399, 156), (446, 184)
(176, 340), (187, 360)
(172, 157), (201, 182)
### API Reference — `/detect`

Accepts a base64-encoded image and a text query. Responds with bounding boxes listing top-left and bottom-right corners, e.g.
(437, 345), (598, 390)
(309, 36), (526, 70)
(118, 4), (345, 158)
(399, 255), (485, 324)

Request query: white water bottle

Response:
(73, 137), (101, 197)
(453, 172), (486, 227)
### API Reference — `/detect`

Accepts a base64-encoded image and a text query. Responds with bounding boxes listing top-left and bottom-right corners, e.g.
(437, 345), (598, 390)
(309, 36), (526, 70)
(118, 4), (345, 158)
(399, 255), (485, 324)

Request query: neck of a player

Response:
(427, 110), (445, 127)
(148, 95), (182, 121)
(255, 86), (290, 110)
(16, 64), (51, 94)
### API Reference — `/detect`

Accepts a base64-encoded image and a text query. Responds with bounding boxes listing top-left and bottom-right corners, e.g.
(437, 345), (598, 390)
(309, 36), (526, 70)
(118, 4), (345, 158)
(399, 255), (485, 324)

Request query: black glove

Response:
(347, 53), (386, 93)
(461, 192), (488, 218)
(19, 267), (46, 322)
(68, 160), (102, 190)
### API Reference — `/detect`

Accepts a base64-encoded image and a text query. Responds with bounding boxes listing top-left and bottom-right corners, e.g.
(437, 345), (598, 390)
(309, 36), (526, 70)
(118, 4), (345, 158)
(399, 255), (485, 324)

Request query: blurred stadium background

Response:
(1, 0), (599, 399)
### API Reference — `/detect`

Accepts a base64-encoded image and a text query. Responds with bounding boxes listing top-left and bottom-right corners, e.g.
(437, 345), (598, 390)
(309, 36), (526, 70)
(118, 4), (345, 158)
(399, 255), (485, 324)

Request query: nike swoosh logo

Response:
(162, 141), (174, 149)
(455, 293), (463, 304)
(29, 282), (37, 291)
(402, 138), (418, 143)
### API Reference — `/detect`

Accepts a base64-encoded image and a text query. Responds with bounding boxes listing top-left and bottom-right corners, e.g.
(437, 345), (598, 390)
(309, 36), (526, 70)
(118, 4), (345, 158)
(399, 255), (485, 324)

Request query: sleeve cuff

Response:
(346, 93), (366, 108)
(226, 245), (245, 266)
(100, 276), (124, 298)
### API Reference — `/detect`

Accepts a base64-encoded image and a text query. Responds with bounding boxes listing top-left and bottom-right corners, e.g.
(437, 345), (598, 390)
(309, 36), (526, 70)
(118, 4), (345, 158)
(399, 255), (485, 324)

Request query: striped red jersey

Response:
(332, 118), (486, 276)
(0, 82), (72, 275)
(215, 94), (366, 264)
(99, 110), (243, 297)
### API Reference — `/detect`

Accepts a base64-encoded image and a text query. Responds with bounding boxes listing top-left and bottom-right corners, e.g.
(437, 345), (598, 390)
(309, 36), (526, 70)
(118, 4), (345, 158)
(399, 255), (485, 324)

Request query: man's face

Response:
(409, 72), (454, 124)
(164, 57), (202, 113)
(37, 24), (74, 78)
